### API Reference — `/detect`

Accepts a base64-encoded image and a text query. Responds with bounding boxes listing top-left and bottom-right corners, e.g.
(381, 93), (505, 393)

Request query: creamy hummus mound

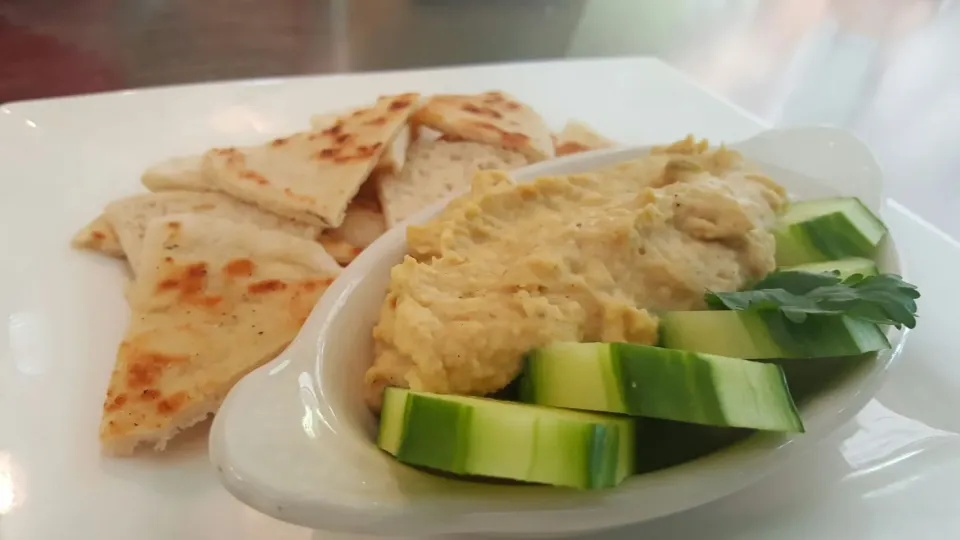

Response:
(364, 137), (787, 409)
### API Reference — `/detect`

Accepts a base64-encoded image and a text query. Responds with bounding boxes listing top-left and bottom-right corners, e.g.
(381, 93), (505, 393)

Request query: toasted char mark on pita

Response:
(553, 120), (617, 156)
(437, 134), (468, 143)
(72, 213), (125, 258)
(204, 93), (420, 228)
(99, 214), (340, 456)
(103, 191), (322, 275)
(141, 155), (213, 192)
(377, 139), (528, 227)
(411, 91), (554, 162)
(310, 101), (418, 175)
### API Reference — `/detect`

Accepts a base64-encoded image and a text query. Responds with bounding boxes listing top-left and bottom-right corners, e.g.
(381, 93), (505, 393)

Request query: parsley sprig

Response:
(705, 270), (920, 329)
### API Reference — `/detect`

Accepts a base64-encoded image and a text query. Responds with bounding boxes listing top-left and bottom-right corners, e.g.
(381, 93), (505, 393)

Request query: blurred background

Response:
(1, 0), (958, 234)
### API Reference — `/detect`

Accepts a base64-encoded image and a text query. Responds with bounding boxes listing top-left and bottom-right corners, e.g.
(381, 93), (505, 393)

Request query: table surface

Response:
(2, 0), (959, 236)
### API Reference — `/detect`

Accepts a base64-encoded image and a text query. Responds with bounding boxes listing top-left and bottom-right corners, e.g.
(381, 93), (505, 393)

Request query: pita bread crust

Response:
(103, 191), (321, 275)
(318, 198), (386, 265)
(99, 214), (340, 455)
(72, 214), (125, 258)
(412, 91), (553, 162)
(377, 139), (527, 227)
(553, 120), (617, 156)
(204, 93), (420, 228)
(141, 155), (213, 192)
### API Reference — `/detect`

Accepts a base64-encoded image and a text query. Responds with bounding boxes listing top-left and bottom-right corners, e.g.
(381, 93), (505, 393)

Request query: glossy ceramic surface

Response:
(0, 58), (956, 540)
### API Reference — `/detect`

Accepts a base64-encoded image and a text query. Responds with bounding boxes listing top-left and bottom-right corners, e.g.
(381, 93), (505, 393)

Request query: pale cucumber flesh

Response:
(659, 311), (890, 359)
(523, 342), (804, 432)
(378, 387), (635, 489)
(775, 197), (887, 266)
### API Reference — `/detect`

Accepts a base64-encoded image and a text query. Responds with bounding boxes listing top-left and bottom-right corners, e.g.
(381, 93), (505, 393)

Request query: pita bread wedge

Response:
(553, 120), (617, 156)
(412, 91), (553, 162)
(103, 191), (321, 274)
(318, 198), (386, 265)
(99, 214), (340, 456)
(203, 93), (420, 228)
(311, 108), (416, 175)
(377, 139), (528, 227)
(72, 214), (125, 258)
(141, 155), (213, 192)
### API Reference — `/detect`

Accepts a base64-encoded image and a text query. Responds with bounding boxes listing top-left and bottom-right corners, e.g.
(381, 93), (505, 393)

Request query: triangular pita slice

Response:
(72, 214), (125, 258)
(553, 120), (617, 156)
(141, 155), (214, 192)
(203, 93), (420, 228)
(103, 191), (321, 274)
(377, 139), (528, 228)
(412, 91), (554, 162)
(99, 214), (340, 455)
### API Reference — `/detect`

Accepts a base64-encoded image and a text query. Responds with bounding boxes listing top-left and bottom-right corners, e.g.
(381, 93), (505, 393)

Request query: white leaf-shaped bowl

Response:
(209, 127), (905, 537)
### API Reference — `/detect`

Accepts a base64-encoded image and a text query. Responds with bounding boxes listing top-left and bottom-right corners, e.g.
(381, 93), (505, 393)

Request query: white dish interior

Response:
(209, 126), (905, 537)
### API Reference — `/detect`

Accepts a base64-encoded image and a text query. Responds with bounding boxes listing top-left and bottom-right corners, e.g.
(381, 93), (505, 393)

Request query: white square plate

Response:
(1, 58), (957, 540)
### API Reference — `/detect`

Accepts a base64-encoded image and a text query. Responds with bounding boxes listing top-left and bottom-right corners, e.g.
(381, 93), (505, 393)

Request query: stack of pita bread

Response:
(72, 90), (617, 456)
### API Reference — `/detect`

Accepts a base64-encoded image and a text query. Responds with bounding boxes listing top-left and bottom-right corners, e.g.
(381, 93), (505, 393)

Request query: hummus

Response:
(365, 137), (787, 409)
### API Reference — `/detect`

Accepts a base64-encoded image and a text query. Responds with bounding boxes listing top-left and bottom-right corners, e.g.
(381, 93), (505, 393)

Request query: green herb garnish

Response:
(705, 270), (920, 329)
